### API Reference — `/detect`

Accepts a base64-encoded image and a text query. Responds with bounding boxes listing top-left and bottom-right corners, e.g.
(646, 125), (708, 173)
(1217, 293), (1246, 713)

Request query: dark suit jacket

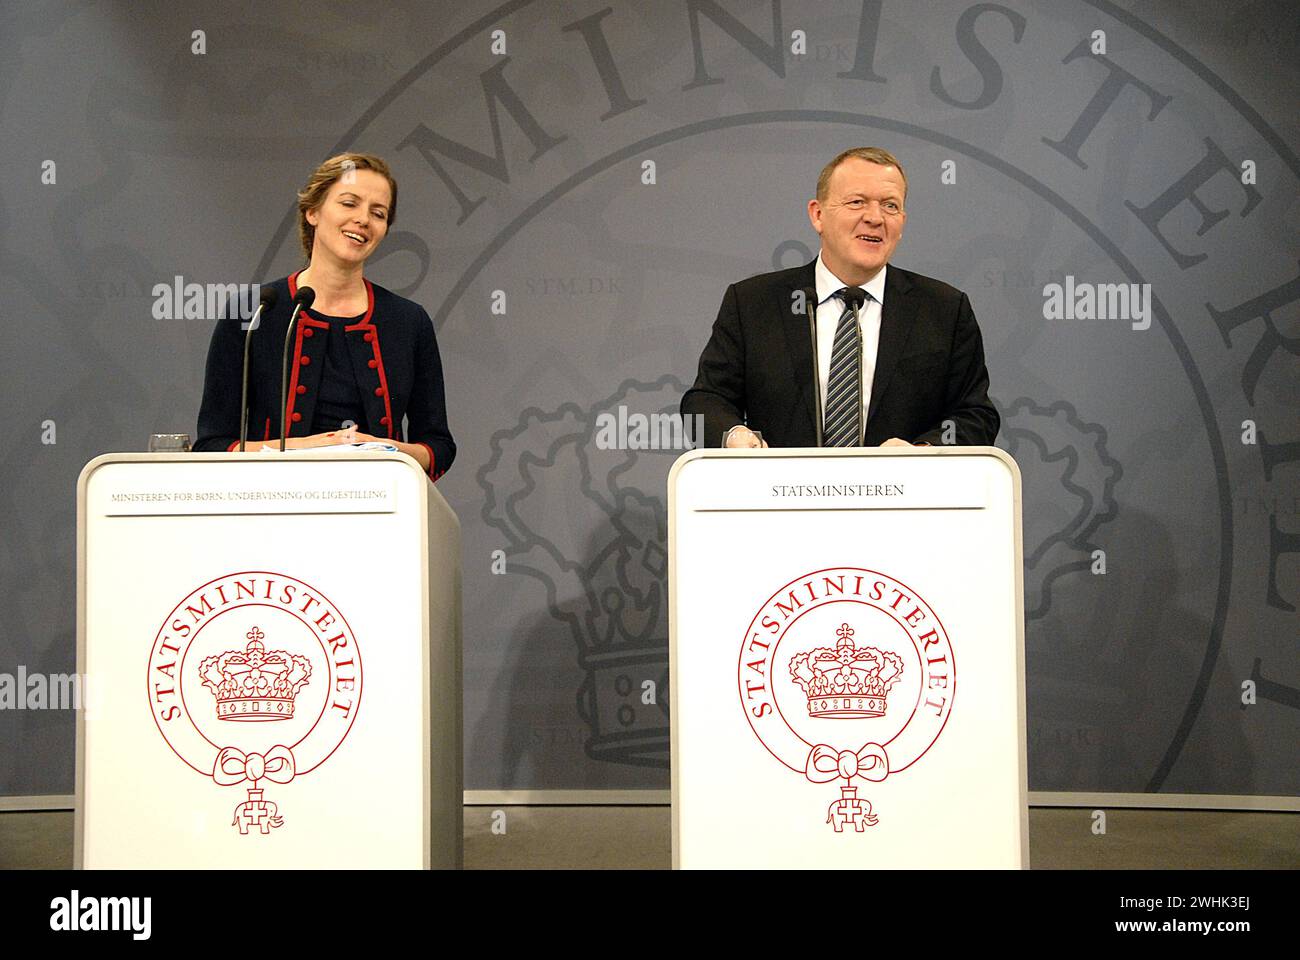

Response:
(681, 260), (998, 448)
(194, 274), (456, 480)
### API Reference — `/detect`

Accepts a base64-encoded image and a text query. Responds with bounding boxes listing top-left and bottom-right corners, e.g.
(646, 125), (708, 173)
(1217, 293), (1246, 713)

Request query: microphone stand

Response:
(279, 288), (315, 452)
(806, 286), (824, 447)
(238, 296), (273, 452)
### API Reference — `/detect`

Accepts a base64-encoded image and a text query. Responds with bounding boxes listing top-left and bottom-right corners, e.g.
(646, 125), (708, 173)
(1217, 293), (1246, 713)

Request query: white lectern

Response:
(75, 452), (461, 869)
(669, 447), (1026, 868)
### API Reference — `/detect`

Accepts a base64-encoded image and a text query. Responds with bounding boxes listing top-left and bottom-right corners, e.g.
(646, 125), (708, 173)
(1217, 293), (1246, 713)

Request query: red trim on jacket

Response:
(288, 274), (390, 437)
(342, 281), (393, 439)
(283, 317), (309, 431)
(284, 271), (340, 431)
(416, 441), (443, 481)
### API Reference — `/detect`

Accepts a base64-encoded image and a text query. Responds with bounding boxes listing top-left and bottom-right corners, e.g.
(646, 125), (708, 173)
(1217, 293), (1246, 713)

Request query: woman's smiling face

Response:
(305, 168), (392, 266)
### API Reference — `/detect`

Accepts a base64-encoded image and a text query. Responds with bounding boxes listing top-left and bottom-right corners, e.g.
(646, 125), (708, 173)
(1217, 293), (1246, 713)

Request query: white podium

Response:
(75, 452), (461, 869)
(669, 447), (1026, 868)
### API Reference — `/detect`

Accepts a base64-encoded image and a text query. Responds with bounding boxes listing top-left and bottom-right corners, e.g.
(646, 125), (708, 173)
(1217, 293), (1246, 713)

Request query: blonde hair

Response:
(297, 153), (398, 261)
(816, 147), (907, 203)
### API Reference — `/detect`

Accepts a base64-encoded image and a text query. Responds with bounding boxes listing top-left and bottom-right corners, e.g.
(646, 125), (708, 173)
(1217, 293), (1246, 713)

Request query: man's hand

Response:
(724, 425), (768, 448)
(881, 437), (913, 447)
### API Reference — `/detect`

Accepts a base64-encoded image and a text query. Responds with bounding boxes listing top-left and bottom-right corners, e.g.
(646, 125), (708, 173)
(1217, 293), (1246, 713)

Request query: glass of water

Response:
(148, 433), (192, 452)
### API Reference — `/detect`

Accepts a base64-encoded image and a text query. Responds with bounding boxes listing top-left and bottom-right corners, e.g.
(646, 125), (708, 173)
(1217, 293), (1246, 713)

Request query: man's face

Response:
(808, 159), (907, 285)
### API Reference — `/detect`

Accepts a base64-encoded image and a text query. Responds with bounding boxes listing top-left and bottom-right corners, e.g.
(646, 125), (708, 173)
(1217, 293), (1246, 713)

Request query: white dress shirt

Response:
(814, 255), (886, 440)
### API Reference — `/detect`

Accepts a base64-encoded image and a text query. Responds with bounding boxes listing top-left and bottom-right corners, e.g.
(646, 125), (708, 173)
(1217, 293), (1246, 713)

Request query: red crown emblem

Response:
(788, 623), (903, 718)
(198, 626), (312, 721)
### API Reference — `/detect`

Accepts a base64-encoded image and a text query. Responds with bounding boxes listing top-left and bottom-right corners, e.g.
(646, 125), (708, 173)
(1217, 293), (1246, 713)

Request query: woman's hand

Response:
(257, 426), (431, 473)
(257, 429), (356, 451)
(348, 429), (431, 472)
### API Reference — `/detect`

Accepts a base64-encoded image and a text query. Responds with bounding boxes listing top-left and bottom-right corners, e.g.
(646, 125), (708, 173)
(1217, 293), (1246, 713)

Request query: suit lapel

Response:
(778, 260), (820, 437)
(868, 266), (918, 423)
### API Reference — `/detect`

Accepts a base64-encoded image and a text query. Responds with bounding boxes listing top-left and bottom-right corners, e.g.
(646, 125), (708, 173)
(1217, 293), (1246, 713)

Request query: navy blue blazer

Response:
(682, 260), (999, 448)
(195, 273), (456, 480)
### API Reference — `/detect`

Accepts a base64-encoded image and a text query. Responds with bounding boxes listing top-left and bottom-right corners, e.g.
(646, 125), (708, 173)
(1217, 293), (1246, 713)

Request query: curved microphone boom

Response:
(239, 285), (278, 452)
(279, 286), (316, 452)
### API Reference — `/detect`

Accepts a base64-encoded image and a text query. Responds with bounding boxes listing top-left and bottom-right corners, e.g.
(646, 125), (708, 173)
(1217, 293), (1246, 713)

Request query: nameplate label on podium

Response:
(93, 464), (396, 516)
(680, 455), (988, 512)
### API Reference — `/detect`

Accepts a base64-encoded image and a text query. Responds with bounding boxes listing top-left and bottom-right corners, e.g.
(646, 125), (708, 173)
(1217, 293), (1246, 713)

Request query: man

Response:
(682, 147), (999, 449)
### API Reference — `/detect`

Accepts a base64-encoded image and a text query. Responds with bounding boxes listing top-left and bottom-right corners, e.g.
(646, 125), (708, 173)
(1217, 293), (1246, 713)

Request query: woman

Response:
(195, 153), (455, 480)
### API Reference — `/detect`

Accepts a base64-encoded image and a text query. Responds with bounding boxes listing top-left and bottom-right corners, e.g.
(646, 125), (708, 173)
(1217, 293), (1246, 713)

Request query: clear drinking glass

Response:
(148, 433), (192, 452)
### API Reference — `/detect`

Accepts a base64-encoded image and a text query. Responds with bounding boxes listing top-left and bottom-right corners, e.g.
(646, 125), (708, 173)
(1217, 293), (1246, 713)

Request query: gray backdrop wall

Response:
(1, 0), (1295, 798)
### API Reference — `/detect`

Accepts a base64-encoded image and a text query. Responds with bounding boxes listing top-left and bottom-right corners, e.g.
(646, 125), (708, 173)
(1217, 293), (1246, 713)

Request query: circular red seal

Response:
(147, 571), (363, 834)
(738, 567), (955, 830)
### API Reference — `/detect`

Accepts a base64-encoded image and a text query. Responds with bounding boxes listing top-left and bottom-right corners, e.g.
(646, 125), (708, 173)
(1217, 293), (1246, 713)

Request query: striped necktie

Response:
(823, 286), (866, 446)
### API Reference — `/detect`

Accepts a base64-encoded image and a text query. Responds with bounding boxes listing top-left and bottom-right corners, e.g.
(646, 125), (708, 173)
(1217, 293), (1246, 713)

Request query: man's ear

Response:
(807, 198), (823, 235)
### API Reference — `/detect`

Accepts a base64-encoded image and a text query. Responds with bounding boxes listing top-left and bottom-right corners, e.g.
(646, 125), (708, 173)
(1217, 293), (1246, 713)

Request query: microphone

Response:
(238, 285), (278, 452)
(839, 286), (867, 311)
(279, 285), (316, 452)
(802, 286), (824, 447)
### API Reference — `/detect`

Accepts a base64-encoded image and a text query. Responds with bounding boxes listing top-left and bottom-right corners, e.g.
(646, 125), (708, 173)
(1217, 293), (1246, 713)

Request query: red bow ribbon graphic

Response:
(213, 745), (296, 786)
(805, 742), (889, 784)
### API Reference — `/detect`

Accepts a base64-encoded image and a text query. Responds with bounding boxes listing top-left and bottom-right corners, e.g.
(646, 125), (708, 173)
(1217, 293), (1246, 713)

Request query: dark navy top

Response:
(309, 311), (368, 433)
(194, 273), (456, 481)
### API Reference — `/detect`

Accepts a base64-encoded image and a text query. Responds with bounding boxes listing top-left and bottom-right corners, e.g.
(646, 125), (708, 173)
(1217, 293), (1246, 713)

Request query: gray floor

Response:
(2, 807), (1297, 868)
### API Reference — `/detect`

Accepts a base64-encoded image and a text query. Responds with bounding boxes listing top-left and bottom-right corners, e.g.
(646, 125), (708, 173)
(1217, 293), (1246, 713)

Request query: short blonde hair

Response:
(297, 153), (398, 261)
(816, 147), (907, 203)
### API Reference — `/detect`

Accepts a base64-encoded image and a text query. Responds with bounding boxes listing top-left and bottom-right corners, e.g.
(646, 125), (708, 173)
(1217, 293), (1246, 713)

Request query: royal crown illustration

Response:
(199, 627), (312, 721)
(788, 623), (903, 718)
(477, 379), (685, 768)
